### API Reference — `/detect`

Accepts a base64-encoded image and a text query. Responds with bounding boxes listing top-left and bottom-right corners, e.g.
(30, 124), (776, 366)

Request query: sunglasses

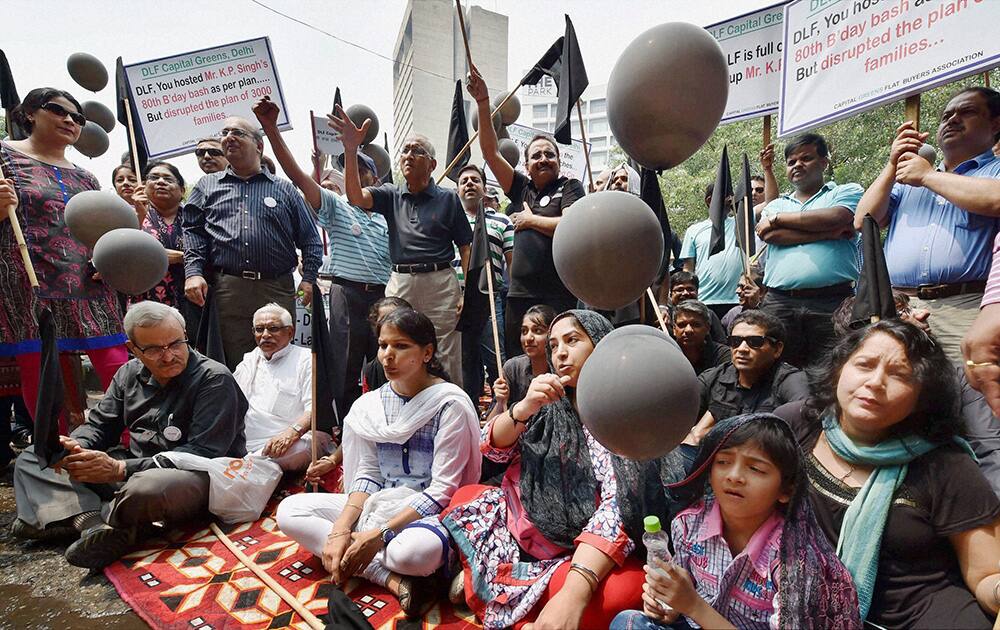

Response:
(752, 186), (765, 194)
(40, 102), (86, 126)
(195, 147), (224, 157)
(727, 334), (775, 349)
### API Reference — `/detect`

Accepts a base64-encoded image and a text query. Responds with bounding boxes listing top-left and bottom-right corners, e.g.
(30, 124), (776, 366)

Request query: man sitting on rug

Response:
(234, 303), (332, 471)
(11, 301), (248, 569)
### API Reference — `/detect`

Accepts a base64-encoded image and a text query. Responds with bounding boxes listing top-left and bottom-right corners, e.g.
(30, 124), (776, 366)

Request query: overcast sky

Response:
(5, 0), (774, 187)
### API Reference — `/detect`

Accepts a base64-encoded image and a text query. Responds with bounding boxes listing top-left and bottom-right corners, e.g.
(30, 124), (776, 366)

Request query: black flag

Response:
(445, 80), (471, 183)
(851, 215), (895, 327)
(333, 86), (342, 114)
(640, 167), (673, 275)
(311, 283), (339, 433)
(732, 152), (756, 258)
(518, 15), (589, 144)
(456, 201), (491, 333)
(708, 145), (733, 256)
(0, 50), (25, 141)
(194, 288), (227, 366)
(381, 132), (394, 185)
(34, 308), (67, 468)
(115, 56), (148, 174)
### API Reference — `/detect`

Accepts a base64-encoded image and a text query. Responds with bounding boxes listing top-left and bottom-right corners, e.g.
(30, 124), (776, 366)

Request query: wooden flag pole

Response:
(455, 0), (474, 72)
(576, 100), (595, 191)
(647, 287), (669, 334)
(905, 94), (921, 129)
(0, 161), (37, 288)
(309, 350), (318, 489)
(984, 71), (991, 88)
(210, 523), (325, 630)
(483, 256), (504, 379)
(762, 115), (772, 148)
(436, 90), (517, 185)
(309, 110), (329, 257)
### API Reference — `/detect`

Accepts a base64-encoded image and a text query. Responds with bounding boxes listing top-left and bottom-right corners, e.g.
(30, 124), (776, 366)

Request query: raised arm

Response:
(760, 143), (778, 204)
(467, 65), (515, 193)
(328, 104), (374, 210)
(900, 158), (1000, 218)
(856, 121), (928, 228)
(253, 96), (323, 209)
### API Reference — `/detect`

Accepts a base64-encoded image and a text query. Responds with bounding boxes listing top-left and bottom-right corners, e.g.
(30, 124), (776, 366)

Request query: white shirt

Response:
(233, 344), (312, 452)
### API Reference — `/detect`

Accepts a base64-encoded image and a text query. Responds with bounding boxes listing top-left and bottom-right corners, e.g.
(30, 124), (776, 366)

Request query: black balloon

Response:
(552, 190), (664, 310)
(82, 101), (115, 132)
(470, 106), (502, 134)
(345, 104), (379, 145)
(65, 190), (140, 249)
(577, 325), (699, 460)
(498, 138), (520, 167)
(362, 143), (392, 178)
(73, 121), (110, 158)
(67, 53), (109, 92)
(92, 228), (168, 295)
(607, 23), (728, 169)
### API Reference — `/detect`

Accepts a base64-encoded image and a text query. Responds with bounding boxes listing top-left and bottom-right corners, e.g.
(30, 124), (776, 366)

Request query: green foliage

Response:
(657, 70), (998, 239)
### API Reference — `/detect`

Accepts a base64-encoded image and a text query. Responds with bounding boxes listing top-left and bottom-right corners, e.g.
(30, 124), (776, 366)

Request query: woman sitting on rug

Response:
(776, 320), (1000, 627)
(441, 310), (648, 630)
(276, 308), (481, 617)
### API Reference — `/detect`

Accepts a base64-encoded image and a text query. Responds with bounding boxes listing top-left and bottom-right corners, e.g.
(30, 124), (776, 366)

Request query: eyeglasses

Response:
(40, 102), (87, 126)
(727, 334), (775, 349)
(133, 338), (188, 360)
(219, 127), (254, 139)
(400, 145), (430, 157)
(253, 324), (291, 334)
(146, 173), (178, 185)
(529, 150), (558, 160)
(195, 147), (224, 157)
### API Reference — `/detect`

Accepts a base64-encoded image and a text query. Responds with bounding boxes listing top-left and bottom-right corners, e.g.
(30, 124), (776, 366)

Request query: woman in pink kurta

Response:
(441, 310), (645, 630)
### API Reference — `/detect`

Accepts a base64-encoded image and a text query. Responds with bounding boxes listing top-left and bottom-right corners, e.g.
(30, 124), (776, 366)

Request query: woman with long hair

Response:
(0, 87), (128, 421)
(276, 308), (481, 617)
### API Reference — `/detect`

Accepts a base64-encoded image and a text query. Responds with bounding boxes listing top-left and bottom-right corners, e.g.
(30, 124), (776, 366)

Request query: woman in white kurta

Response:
(276, 307), (481, 617)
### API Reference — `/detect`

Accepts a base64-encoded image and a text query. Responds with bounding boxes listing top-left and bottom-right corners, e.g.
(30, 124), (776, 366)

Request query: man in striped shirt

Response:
(182, 116), (323, 371)
(253, 97), (391, 412)
(452, 165), (514, 402)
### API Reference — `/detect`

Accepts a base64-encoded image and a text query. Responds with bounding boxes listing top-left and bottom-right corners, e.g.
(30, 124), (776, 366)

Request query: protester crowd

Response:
(1, 72), (1000, 630)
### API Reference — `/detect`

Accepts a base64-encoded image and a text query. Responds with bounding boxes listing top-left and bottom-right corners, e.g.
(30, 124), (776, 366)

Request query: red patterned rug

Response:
(103, 485), (482, 630)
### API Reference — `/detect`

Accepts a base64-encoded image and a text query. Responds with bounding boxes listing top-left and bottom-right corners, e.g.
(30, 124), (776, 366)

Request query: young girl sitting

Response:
(611, 413), (860, 630)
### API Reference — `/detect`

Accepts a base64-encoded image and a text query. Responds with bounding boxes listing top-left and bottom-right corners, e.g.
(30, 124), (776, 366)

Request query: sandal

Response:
(396, 574), (443, 618)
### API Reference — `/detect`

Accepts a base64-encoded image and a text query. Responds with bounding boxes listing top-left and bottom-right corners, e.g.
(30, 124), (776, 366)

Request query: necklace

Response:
(822, 433), (856, 482)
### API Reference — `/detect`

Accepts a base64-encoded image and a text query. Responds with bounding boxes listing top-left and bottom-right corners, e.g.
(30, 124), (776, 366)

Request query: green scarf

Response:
(824, 415), (975, 620)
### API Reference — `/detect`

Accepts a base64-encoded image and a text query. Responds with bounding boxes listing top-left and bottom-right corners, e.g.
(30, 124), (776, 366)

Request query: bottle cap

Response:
(643, 515), (661, 533)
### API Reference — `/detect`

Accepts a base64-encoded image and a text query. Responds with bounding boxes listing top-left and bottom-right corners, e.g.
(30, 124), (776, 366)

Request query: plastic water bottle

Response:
(643, 515), (674, 612)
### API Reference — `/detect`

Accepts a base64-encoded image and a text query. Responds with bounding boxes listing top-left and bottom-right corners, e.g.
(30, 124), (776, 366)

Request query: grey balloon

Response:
(345, 104), (380, 146)
(92, 228), (168, 295)
(65, 190), (140, 249)
(918, 143), (937, 164)
(497, 124), (510, 140)
(577, 325), (699, 460)
(493, 91), (521, 125)
(73, 121), (110, 158)
(552, 190), (664, 310)
(607, 22), (728, 170)
(498, 138), (520, 167)
(470, 106), (502, 134)
(362, 143), (392, 178)
(81, 101), (115, 132)
(66, 52), (109, 92)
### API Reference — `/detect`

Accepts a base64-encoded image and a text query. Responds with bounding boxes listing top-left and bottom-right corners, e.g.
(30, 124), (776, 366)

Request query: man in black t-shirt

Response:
(467, 68), (585, 357)
(332, 108), (472, 387)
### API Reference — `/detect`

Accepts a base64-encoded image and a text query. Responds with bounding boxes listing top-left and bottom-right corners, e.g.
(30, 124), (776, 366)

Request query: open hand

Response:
(327, 104), (370, 152)
(262, 426), (300, 458)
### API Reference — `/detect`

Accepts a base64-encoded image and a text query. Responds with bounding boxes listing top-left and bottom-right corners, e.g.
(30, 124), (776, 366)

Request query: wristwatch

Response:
(291, 423), (305, 435)
(380, 525), (395, 546)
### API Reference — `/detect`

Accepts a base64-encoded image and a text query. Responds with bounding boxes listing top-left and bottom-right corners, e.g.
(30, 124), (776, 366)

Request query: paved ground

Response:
(0, 461), (146, 629)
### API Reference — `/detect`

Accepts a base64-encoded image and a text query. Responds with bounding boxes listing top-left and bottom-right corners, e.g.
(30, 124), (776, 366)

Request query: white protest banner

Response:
(124, 37), (291, 159)
(293, 302), (312, 349)
(707, 2), (787, 124)
(484, 122), (591, 186)
(311, 114), (343, 157)
(779, 0), (1000, 137)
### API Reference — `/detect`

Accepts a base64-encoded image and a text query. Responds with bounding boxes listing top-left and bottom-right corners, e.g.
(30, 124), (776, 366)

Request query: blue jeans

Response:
(610, 610), (695, 630)
(461, 294), (506, 403)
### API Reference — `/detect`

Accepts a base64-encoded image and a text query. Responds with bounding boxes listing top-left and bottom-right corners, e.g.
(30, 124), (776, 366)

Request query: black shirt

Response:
(776, 401), (1000, 629)
(369, 179), (472, 265)
(72, 350), (248, 477)
(698, 361), (808, 421)
(505, 171), (585, 299)
(689, 339), (731, 375)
